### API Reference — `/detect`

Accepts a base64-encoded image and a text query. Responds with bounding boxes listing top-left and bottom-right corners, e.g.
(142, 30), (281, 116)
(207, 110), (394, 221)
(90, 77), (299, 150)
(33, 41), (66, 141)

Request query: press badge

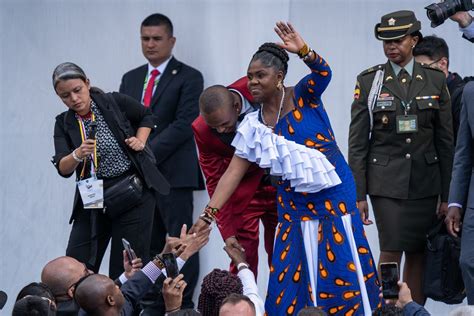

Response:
(77, 177), (104, 209)
(396, 115), (418, 134)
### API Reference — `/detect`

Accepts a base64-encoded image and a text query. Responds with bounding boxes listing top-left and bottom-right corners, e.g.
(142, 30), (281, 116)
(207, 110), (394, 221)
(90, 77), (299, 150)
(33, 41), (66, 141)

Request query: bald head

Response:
(199, 85), (235, 114)
(75, 274), (124, 315)
(41, 256), (89, 299)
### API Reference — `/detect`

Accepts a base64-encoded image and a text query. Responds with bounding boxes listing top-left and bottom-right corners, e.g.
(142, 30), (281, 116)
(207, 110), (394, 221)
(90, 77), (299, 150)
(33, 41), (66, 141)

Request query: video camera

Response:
(425, 0), (473, 27)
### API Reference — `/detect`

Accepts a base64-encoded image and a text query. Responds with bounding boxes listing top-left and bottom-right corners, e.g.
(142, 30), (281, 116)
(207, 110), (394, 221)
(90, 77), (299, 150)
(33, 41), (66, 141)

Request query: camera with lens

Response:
(425, 0), (473, 27)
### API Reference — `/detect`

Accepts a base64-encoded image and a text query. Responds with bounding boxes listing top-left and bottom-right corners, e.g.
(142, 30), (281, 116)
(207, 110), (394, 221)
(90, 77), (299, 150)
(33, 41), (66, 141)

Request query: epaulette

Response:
(360, 64), (384, 76)
(419, 63), (444, 74)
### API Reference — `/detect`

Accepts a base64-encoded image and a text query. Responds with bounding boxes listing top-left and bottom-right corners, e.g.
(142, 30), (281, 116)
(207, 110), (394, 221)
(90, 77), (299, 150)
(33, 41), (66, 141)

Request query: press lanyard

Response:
(77, 113), (98, 179)
(401, 100), (413, 115)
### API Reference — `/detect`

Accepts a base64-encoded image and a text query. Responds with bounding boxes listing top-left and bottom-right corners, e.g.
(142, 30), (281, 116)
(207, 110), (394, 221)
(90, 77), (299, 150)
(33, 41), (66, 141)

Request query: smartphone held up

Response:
(380, 262), (399, 299)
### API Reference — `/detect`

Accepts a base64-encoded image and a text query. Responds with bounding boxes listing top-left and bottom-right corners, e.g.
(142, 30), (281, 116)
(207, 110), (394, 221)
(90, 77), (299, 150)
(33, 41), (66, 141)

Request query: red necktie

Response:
(143, 69), (160, 107)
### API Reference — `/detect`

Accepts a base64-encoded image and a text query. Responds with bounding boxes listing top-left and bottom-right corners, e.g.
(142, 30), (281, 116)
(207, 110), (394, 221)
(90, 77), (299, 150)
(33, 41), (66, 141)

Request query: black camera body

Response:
(426, 0), (473, 27)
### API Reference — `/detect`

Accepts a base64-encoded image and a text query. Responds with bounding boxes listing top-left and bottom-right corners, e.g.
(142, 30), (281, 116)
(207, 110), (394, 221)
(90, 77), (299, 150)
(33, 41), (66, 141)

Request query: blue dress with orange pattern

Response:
(232, 53), (380, 315)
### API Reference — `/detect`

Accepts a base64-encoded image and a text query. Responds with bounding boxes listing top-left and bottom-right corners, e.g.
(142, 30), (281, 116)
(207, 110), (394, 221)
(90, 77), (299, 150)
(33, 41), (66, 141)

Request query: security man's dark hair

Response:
(197, 269), (243, 316)
(220, 293), (255, 313)
(250, 42), (289, 77)
(16, 283), (55, 303)
(413, 35), (449, 62)
(12, 296), (55, 316)
(141, 13), (173, 37)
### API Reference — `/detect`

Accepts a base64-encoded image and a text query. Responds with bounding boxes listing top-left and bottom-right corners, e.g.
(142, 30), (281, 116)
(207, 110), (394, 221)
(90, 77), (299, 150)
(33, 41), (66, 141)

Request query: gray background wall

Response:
(1, 0), (473, 314)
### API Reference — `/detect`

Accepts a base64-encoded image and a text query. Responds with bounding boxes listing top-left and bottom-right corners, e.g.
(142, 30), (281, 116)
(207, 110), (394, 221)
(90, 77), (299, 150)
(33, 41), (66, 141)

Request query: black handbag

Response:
(103, 174), (143, 219)
(423, 217), (465, 304)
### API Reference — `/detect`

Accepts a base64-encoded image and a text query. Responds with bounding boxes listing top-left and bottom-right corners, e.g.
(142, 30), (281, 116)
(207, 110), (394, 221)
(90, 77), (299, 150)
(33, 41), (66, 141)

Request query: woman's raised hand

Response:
(274, 21), (306, 54)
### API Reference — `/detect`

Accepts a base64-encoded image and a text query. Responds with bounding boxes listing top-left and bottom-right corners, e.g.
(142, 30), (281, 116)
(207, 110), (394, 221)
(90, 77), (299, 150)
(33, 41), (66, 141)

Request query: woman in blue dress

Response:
(193, 22), (380, 315)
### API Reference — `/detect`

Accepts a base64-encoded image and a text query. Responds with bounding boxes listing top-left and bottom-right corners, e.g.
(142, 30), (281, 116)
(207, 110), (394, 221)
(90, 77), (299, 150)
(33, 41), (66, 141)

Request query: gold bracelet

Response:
(205, 205), (219, 216)
(199, 213), (213, 225)
(297, 43), (310, 58)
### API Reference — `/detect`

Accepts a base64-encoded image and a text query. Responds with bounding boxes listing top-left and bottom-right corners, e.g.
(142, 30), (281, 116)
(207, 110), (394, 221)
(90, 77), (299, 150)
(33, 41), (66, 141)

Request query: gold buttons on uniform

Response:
(373, 158), (377, 163)
(406, 138), (411, 144)
(405, 153), (411, 159)
(428, 103), (433, 107)
(402, 78), (407, 83)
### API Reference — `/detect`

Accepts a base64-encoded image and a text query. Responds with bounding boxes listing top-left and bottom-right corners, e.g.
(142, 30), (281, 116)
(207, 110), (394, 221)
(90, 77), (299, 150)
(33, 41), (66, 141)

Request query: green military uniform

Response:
(348, 10), (454, 251)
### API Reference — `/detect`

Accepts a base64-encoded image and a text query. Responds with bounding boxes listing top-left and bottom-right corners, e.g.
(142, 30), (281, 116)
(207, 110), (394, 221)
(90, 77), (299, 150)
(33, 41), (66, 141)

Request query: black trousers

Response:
(66, 187), (155, 280)
(142, 188), (199, 313)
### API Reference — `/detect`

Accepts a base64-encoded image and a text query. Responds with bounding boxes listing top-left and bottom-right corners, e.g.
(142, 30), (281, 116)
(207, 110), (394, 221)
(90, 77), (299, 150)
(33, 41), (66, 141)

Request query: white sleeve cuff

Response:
(448, 203), (463, 209)
(461, 22), (474, 39)
(119, 273), (128, 285)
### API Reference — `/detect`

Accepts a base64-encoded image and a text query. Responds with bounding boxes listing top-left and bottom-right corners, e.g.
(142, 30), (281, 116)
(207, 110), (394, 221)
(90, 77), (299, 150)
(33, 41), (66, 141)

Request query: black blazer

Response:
(120, 57), (204, 189)
(52, 92), (170, 222)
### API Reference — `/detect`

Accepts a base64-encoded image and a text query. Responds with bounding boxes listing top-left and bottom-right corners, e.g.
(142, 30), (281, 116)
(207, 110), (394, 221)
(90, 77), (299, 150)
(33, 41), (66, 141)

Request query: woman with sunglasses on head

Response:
(349, 11), (453, 304)
(51, 62), (169, 280)
(192, 22), (380, 315)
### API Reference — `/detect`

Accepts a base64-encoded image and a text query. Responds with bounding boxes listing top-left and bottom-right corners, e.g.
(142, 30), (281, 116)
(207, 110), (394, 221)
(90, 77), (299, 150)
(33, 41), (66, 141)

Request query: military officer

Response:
(348, 10), (454, 304)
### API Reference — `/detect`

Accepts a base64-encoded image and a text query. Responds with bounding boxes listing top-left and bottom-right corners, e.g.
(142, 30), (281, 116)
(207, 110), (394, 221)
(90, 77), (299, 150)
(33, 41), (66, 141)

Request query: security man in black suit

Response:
(119, 13), (203, 312)
(348, 10), (453, 304)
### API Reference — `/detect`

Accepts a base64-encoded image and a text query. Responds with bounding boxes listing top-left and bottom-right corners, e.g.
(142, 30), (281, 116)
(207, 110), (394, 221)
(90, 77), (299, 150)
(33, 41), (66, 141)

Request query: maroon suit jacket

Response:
(192, 77), (264, 240)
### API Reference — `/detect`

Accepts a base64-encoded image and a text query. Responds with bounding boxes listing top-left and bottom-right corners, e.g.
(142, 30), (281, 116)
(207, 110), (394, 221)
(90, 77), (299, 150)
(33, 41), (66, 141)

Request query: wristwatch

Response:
(237, 262), (250, 271)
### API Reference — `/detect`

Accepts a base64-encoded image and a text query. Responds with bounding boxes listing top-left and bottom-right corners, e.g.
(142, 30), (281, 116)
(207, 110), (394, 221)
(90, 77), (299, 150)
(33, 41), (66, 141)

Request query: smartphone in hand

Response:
(380, 262), (399, 299)
(88, 121), (98, 140)
(122, 238), (137, 262)
(162, 252), (179, 279)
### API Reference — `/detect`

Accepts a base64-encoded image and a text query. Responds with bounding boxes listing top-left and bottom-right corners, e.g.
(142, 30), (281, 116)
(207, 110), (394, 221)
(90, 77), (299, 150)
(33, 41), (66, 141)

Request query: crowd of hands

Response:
(123, 222), (248, 312)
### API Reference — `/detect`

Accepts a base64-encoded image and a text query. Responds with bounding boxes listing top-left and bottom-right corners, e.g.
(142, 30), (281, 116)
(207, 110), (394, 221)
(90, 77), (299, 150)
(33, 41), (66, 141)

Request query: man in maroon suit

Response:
(192, 78), (277, 277)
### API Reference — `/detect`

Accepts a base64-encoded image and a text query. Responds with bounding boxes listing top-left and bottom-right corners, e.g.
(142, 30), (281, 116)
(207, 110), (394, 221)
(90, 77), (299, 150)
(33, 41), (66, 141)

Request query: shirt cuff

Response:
(142, 261), (163, 283)
(118, 273), (128, 285)
(461, 22), (474, 39)
(448, 202), (463, 209)
(177, 257), (185, 271)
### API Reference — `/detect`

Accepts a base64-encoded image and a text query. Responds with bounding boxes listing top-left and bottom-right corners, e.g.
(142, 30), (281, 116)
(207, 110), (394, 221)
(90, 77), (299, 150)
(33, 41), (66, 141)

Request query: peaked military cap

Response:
(375, 10), (422, 41)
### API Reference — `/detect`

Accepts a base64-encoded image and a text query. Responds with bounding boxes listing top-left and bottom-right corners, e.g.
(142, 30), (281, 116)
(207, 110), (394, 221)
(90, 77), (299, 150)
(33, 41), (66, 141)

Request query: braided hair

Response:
(197, 269), (243, 316)
(250, 42), (289, 77)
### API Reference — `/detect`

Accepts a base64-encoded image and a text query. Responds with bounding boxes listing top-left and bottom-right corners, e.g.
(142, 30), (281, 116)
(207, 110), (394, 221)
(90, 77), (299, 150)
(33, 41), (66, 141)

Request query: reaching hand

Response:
(162, 274), (187, 313)
(123, 250), (143, 279)
(274, 21), (306, 54)
(189, 218), (210, 234)
(357, 200), (373, 225)
(224, 241), (247, 266)
(180, 226), (211, 261)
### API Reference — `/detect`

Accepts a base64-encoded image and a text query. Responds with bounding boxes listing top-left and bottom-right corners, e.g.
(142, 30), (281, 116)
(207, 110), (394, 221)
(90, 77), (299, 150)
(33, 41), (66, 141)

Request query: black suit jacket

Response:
(52, 92), (170, 222)
(120, 57), (204, 189)
(449, 82), (474, 208)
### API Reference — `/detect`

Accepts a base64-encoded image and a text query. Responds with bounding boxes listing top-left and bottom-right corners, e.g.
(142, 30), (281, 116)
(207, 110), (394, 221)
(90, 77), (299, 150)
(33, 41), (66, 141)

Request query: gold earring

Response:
(277, 81), (283, 90)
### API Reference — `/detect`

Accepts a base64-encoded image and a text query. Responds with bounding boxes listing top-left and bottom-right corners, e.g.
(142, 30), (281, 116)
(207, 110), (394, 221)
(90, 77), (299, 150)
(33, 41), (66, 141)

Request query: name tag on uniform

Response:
(396, 115), (418, 134)
(376, 100), (393, 108)
(77, 177), (104, 209)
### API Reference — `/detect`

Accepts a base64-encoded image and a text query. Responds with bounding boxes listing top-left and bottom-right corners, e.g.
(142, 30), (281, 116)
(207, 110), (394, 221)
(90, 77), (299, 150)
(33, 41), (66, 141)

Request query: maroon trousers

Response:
(229, 185), (278, 277)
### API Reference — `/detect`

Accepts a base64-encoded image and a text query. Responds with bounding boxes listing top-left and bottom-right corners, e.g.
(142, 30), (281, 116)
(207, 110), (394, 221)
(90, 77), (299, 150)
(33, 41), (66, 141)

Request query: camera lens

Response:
(425, 0), (474, 28)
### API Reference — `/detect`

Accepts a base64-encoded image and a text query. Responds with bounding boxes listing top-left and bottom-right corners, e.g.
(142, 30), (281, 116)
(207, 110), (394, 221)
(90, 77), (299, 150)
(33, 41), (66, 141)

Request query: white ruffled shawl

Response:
(231, 111), (342, 193)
